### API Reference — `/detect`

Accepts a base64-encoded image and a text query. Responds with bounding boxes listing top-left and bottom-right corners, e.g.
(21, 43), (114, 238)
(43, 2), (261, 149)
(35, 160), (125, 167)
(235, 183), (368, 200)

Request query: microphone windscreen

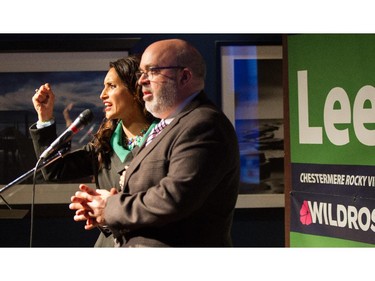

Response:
(80, 109), (94, 126)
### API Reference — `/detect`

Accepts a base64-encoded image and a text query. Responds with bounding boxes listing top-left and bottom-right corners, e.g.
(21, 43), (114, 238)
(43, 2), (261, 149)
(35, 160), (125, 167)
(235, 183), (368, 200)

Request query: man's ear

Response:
(180, 68), (192, 86)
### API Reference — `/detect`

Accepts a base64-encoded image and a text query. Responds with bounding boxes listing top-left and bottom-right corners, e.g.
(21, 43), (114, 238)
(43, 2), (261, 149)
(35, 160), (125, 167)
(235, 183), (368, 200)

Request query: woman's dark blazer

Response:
(29, 122), (130, 247)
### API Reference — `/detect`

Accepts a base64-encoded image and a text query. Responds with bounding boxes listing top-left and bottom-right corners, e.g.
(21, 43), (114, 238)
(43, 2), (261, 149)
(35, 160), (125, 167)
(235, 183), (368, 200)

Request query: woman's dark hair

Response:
(90, 55), (153, 168)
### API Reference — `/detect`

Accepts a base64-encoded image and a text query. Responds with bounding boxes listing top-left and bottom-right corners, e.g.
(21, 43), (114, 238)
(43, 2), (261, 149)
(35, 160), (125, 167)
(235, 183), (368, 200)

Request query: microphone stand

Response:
(0, 147), (70, 246)
(0, 146), (69, 195)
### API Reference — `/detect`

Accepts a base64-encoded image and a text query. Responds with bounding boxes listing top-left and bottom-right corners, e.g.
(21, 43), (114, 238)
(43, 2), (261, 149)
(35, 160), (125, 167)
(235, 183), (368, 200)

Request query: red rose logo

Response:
(300, 200), (312, 225)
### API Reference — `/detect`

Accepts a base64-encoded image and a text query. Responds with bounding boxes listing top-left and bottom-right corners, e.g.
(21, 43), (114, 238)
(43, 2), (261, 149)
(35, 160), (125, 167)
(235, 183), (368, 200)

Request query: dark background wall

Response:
(0, 33), (284, 247)
(0, 33), (282, 107)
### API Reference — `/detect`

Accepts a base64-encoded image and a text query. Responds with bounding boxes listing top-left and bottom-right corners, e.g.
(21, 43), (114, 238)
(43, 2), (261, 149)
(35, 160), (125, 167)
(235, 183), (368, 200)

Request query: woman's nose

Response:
(100, 89), (107, 100)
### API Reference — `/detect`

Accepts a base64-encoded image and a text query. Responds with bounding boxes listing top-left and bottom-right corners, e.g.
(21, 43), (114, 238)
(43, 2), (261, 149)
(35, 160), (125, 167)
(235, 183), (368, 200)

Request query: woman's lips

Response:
(103, 102), (112, 111)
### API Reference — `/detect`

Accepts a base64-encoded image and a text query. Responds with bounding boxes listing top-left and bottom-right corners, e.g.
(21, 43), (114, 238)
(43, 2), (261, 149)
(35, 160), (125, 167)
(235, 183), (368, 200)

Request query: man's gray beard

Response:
(146, 80), (177, 118)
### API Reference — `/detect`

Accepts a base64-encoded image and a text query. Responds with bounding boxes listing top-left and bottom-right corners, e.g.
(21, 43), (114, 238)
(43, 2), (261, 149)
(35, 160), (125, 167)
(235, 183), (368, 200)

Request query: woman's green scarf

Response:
(110, 120), (157, 162)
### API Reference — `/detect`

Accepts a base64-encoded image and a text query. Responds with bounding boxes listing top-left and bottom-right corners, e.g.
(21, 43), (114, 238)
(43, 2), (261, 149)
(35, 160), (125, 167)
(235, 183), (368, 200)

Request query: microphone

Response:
(39, 109), (94, 159)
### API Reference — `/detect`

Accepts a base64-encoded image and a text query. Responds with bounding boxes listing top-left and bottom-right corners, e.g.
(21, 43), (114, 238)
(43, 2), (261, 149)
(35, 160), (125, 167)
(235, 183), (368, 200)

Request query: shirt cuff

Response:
(36, 118), (55, 129)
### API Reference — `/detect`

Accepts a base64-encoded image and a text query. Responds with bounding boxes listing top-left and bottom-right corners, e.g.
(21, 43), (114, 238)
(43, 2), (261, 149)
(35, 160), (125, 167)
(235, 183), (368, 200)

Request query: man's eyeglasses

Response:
(136, 66), (185, 80)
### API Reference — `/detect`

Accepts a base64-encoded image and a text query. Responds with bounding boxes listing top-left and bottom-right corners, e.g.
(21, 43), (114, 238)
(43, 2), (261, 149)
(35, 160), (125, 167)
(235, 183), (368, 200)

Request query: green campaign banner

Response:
(288, 34), (375, 247)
